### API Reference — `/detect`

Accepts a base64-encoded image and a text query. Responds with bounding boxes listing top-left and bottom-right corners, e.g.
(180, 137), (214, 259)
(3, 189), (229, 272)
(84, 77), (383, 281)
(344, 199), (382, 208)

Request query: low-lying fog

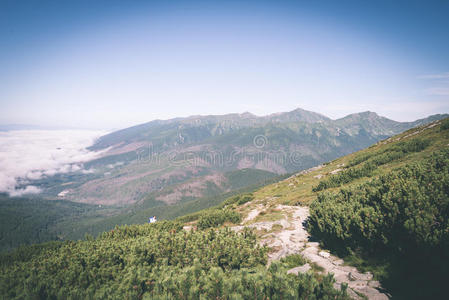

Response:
(0, 130), (106, 196)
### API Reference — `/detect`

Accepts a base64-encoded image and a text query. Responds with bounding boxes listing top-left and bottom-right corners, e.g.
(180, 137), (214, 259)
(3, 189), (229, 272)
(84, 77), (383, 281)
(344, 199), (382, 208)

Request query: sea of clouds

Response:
(0, 130), (106, 196)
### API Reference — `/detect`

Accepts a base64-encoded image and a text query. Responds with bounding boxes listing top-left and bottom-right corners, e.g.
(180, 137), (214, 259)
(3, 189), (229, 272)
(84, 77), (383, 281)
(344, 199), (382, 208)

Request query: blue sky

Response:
(1, 0), (448, 129)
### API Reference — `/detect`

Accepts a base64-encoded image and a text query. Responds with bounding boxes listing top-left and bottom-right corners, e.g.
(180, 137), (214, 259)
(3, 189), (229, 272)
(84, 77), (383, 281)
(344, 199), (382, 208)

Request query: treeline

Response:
(75, 175), (286, 241)
(179, 193), (254, 229)
(0, 220), (348, 299)
(197, 209), (241, 229)
(309, 148), (449, 298)
(176, 193), (254, 224)
(312, 138), (431, 191)
(0, 196), (103, 252)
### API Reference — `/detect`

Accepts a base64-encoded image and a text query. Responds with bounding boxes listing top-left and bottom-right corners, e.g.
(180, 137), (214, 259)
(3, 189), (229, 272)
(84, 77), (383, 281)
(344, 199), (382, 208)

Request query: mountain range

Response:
(34, 108), (447, 207)
(2, 115), (448, 299)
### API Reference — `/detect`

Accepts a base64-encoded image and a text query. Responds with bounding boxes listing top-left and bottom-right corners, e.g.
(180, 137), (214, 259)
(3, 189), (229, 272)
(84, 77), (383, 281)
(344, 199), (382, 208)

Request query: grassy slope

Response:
(228, 117), (449, 299)
(251, 118), (449, 208)
(133, 118), (448, 230)
(1, 118), (447, 298)
(166, 119), (447, 234)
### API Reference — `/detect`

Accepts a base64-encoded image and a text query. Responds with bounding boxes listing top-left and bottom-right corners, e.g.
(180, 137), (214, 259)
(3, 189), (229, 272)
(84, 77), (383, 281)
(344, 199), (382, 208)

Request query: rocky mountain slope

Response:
(4, 117), (447, 299)
(37, 109), (447, 207)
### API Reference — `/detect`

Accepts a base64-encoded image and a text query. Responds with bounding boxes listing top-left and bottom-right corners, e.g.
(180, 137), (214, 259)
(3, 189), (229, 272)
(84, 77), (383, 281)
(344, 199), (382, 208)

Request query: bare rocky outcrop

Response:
(235, 204), (389, 300)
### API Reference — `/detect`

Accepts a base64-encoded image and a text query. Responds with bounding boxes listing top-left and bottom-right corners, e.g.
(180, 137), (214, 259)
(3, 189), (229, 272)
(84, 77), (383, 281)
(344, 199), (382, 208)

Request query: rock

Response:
(287, 263), (311, 275)
(330, 168), (342, 174)
(319, 251), (330, 258)
(237, 204), (388, 299)
(313, 174), (323, 179)
(332, 258), (344, 265)
(348, 271), (373, 281)
(243, 204), (263, 222)
(348, 272), (356, 281)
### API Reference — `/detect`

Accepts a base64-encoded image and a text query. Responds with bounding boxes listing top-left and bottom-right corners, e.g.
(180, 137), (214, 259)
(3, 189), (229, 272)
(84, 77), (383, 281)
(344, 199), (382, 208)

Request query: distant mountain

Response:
(263, 108), (331, 124)
(3, 118), (448, 299)
(35, 108), (447, 206)
(88, 108), (331, 150)
(91, 109), (447, 151)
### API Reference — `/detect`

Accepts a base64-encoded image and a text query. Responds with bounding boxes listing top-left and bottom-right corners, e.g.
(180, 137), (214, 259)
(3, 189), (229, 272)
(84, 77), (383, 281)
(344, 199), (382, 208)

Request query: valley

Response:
(33, 109), (447, 207)
(1, 114), (448, 299)
(3, 1), (448, 298)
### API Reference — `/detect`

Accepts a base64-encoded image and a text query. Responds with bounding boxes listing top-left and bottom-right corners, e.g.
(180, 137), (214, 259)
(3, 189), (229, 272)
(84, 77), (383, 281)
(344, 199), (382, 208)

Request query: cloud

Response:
(425, 87), (449, 96)
(418, 72), (449, 97)
(9, 185), (42, 197)
(0, 130), (106, 196)
(418, 72), (449, 79)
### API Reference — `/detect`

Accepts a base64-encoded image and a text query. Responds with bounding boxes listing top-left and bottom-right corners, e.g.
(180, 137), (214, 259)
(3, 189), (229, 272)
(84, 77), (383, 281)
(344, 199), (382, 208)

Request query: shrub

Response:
(309, 148), (449, 297)
(222, 193), (254, 207)
(0, 220), (349, 299)
(440, 118), (449, 131)
(197, 209), (241, 229)
(314, 138), (431, 192)
(280, 254), (307, 268)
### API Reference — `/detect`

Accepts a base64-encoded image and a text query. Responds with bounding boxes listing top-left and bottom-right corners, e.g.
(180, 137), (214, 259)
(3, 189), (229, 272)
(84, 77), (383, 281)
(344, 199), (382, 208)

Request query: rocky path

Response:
(239, 204), (389, 300)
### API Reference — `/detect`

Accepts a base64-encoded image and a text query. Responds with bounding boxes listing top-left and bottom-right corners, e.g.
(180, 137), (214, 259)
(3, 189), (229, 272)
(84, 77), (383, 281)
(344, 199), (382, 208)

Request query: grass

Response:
(279, 253), (325, 279)
(310, 262), (325, 273)
(250, 118), (449, 209)
(269, 223), (284, 233)
(280, 253), (307, 268)
(250, 207), (284, 223)
(225, 118), (449, 299)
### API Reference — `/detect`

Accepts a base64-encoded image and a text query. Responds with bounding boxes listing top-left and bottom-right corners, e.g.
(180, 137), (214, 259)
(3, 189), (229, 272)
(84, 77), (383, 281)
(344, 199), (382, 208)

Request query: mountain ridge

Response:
(34, 108), (447, 206)
(2, 117), (447, 299)
(90, 108), (447, 150)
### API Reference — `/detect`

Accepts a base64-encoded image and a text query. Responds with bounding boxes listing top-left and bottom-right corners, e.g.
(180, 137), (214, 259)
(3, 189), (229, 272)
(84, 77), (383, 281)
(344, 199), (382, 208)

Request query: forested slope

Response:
(1, 118), (448, 299)
(230, 117), (449, 299)
(308, 122), (449, 299)
(0, 195), (114, 252)
(0, 169), (282, 253)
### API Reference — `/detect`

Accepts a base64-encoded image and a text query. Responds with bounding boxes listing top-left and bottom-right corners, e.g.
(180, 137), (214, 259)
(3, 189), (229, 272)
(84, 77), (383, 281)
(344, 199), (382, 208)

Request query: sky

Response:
(1, 0), (448, 129)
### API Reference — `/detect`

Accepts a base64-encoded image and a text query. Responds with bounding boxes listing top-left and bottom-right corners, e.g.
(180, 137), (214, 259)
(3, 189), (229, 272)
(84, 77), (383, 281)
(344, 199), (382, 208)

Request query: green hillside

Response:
(172, 117), (449, 298)
(0, 195), (121, 252)
(0, 169), (282, 252)
(237, 117), (449, 299)
(0, 222), (348, 299)
(1, 118), (448, 299)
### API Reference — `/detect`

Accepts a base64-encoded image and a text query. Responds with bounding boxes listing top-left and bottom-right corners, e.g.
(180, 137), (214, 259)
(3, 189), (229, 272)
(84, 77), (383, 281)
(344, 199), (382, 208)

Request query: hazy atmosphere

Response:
(1, 1), (448, 299)
(1, 0), (448, 129)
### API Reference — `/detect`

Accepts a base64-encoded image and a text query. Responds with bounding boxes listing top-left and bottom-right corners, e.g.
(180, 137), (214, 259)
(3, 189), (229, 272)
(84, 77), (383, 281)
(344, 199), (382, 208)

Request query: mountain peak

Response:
(239, 112), (256, 118)
(344, 111), (380, 119)
(266, 108), (331, 123)
(360, 110), (378, 115)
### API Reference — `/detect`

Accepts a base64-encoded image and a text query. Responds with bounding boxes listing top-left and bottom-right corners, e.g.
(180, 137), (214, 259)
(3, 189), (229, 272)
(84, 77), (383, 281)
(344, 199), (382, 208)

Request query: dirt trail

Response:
(239, 204), (389, 300)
